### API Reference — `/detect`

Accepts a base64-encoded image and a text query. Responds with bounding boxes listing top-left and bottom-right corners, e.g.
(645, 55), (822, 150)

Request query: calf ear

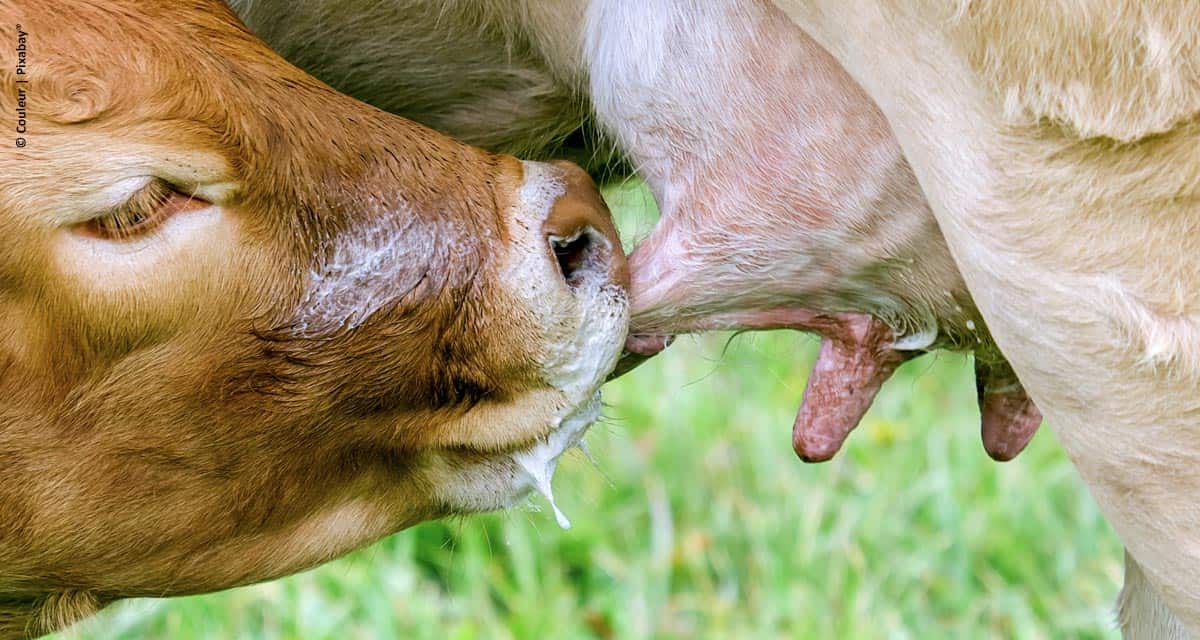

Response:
(950, 0), (1200, 142)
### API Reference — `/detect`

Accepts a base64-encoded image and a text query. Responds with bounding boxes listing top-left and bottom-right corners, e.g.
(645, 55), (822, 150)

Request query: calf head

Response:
(0, 1), (627, 635)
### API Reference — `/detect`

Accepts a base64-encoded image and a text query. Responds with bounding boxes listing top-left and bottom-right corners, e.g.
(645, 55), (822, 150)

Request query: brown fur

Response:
(0, 1), (627, 637)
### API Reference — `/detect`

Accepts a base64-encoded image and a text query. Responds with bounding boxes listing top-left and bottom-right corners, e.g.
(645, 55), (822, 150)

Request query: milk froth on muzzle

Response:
(498, 161), (629, 527)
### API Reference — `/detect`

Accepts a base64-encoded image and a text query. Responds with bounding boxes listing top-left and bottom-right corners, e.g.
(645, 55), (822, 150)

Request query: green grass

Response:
(57, 183), (1122, 639)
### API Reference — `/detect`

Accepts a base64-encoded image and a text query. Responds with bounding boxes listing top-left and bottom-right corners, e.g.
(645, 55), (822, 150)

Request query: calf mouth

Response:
(505, 255), (627, 527)
(424, 160), (629, 527)
(509, 393), (601, 529)
(428, 391), (604, 529)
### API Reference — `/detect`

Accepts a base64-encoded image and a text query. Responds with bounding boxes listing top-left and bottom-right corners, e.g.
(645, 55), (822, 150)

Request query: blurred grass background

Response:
(58, 182), (1122, 639)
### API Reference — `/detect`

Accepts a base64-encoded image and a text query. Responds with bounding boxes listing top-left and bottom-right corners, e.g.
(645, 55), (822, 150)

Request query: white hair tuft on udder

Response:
(891, 307), (939, 351)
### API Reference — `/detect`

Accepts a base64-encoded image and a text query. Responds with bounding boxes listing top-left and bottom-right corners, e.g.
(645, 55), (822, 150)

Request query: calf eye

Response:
(83, 179), (211, 239)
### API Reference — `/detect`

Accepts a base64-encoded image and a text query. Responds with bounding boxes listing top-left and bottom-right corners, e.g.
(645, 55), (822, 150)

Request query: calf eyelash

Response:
(83, 179), (210, 240)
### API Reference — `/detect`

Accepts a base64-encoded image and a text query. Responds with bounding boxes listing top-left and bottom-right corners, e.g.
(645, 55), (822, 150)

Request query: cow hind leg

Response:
(1118, 551), (1194, 640)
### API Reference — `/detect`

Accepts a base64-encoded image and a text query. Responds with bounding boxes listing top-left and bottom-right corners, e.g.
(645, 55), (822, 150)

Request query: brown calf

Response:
(0, 1), (628, 636)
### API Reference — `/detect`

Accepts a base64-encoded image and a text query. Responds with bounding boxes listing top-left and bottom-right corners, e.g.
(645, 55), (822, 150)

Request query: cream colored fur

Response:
(773, 0), (1200, 635)
(950, 0), (1200, 142)
(1120, 552), (1191, 640)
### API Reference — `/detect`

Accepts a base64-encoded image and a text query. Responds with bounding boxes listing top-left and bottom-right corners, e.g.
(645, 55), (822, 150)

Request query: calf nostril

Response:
(551, 229), (595, 288)
(539, 159), (629, 290)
